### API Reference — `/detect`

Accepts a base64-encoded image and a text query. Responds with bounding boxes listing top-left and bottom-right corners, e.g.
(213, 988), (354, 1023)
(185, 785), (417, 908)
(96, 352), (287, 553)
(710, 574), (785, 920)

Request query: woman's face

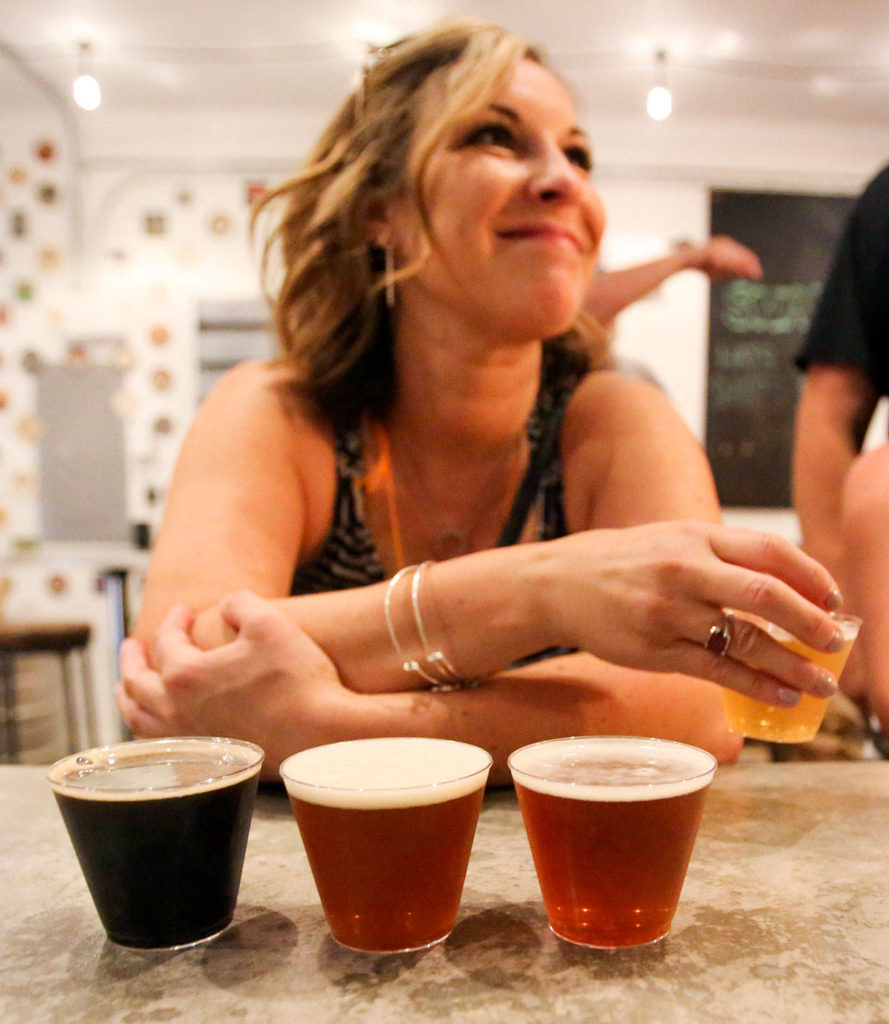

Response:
(385, 58), (605, 342)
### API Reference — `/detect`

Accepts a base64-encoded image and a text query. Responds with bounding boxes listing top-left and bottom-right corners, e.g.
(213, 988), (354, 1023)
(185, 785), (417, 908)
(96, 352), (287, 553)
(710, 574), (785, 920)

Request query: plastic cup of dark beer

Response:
(48, 736), (264, 950)
(509, 736), (716, 949)
(280, 737), (492, 953)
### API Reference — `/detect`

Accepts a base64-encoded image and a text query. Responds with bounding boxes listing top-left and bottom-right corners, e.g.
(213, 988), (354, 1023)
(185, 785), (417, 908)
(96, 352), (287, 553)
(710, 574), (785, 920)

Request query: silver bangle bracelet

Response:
(383, 564), (440, 686)
(410, 561), (482, 692)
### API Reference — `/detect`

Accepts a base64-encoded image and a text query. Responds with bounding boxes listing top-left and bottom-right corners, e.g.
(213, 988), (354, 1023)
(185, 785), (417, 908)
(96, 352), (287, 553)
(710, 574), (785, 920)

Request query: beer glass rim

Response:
(507, 735), (717, 797)
(47, 735), (265, 796)
(764, 611), (861, 643)
(280, 736), (492, 796)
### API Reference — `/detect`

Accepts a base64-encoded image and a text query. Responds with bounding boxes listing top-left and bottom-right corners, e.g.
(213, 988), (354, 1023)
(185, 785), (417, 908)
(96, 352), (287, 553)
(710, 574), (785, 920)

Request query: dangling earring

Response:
(384, 244), (396, 309)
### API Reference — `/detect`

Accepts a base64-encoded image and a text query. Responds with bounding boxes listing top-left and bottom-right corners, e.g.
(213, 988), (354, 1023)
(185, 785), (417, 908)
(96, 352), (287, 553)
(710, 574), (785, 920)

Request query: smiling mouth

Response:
(497, 227), (582, 250)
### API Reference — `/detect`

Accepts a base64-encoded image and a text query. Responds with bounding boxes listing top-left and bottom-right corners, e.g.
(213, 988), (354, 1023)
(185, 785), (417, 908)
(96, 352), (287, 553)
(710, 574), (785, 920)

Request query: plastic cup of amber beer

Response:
(280, 737), (492, 953)
(509, 736), (716, 948)
(48, 736), (263, 950)
(722, 612), (861, 743)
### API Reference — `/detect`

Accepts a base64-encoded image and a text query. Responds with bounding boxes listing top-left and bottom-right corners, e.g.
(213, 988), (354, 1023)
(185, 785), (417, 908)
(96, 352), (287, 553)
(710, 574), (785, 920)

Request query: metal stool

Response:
(0, 622), (94, 762)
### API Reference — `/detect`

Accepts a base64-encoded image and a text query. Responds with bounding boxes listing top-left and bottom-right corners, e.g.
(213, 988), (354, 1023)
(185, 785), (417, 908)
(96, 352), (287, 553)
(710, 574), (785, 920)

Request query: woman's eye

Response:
(464, 123), (517, 149)
(564, 145), (593, 172)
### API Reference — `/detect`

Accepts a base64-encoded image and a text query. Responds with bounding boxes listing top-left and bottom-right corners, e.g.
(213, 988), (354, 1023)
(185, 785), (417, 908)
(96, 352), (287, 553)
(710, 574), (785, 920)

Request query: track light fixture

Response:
(73, 41), (101, 111)
(646, 49), (672, 121)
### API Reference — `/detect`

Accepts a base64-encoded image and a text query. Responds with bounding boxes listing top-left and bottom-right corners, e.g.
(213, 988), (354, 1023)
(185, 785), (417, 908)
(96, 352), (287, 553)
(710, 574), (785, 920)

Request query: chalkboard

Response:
(706, 190), (854, 507)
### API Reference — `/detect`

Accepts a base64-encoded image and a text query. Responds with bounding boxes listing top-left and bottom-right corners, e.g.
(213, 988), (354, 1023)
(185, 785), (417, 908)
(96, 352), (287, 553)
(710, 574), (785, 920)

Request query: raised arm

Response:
(584, 236), (762, 328)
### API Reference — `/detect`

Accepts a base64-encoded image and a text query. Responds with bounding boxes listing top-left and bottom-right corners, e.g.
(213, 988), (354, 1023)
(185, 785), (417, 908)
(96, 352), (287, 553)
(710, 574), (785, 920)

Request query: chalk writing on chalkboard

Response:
(718, 281), (823, 336)
(706, 190), (854, 508)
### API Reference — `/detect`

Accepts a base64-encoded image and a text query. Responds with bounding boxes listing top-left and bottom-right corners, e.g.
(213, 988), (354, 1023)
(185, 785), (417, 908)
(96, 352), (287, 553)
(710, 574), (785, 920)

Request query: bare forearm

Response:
(192, 542), (554, 693)
(793, 369), (875, 579)
(584, 252), (690, 325)
(190, 653), (741, 785)
(793, 432), (854, 576)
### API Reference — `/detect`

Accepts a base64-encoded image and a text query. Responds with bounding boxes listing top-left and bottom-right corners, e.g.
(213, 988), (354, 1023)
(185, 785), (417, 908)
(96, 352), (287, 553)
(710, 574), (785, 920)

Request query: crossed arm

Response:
(119, 367), (842, 781)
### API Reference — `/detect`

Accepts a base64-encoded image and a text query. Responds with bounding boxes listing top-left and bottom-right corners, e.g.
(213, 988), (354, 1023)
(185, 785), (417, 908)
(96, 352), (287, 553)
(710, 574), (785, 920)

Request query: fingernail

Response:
(813, 671), (838, 698)
(776, 687), (801, 706)
(826, 631), (845, 653)
(825, 589), (843, 611)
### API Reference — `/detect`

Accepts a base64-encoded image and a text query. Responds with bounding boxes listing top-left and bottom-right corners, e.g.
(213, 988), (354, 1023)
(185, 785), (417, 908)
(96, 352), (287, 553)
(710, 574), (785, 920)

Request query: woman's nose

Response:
(527, 144), (581, 203)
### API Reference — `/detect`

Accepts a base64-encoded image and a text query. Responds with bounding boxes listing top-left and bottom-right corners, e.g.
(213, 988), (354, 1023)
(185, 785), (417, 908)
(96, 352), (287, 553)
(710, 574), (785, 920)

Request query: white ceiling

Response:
(1, 0), (888, 129)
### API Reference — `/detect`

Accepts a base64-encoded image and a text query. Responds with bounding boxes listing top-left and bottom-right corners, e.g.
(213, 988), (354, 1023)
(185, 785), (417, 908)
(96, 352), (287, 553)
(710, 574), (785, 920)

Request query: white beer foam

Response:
(508, 737), (716, 802)
(47, 737), (264, 801)
(280, 737), (492, 809)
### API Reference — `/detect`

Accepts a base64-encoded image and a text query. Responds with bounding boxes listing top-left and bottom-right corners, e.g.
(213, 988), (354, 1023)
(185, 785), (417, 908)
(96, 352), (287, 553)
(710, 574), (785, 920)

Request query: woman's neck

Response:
(387, 310), (543, 458)
(362, 314), (544, 570)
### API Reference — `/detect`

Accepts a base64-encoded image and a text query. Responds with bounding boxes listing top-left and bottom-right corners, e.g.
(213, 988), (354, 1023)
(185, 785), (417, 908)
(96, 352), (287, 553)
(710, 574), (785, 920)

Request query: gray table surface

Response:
(2, 760), (888, 1023)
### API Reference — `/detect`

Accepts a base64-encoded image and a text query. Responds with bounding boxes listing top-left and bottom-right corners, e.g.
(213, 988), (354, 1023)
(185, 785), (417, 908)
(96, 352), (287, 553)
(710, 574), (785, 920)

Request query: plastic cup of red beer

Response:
(509, 735), (716, 949)
(48, 736), (264, 950)
(280, 736), (492, 953)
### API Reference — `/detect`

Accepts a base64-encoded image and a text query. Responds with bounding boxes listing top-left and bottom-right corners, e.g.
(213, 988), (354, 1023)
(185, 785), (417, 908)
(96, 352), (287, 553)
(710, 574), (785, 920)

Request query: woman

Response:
(119, 19), (843, 782)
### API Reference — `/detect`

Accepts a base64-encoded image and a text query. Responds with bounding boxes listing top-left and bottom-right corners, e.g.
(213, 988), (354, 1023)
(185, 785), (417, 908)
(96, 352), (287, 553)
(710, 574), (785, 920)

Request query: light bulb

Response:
(73, 42), (101, 110)
(73, 73), (101, 110)
(646, 84), (672, 121)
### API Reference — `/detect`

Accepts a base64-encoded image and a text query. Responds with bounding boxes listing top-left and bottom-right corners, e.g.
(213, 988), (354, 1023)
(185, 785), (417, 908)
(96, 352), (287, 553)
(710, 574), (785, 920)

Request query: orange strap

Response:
(361, 420), (406, 570)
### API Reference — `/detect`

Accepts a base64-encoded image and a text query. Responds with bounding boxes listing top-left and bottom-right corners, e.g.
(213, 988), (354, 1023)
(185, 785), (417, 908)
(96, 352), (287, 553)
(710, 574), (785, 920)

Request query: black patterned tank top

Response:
(291, 351), (583, 595)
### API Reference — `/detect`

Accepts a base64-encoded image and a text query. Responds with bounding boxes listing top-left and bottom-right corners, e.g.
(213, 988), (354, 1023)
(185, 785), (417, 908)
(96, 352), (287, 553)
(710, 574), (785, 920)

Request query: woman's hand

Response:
(685, 235), (763, 280)
(532, 521), (843, 707)
(118, 590), (356, 776)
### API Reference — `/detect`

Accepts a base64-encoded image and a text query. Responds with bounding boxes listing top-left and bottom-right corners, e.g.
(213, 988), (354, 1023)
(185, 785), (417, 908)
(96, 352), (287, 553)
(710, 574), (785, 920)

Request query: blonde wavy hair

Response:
(253, 17), (605, 423)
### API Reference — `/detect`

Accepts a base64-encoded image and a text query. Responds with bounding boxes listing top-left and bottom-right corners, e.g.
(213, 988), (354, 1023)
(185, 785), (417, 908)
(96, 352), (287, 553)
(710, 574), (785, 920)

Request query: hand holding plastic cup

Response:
(722, 612), (862, 743)
(280, 737), (491, 953)
(48, 736), (263, 950)
(509, 736), (716, 949)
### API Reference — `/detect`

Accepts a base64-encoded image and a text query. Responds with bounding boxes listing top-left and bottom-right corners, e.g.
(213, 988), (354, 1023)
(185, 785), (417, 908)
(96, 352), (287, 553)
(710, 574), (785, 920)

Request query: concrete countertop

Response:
(1, 760), (888, 1023)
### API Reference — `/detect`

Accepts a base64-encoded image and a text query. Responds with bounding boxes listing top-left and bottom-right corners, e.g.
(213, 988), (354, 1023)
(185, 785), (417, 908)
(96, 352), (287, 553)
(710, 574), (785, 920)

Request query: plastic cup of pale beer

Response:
(721, 612), (862, 743)
(280, 737), (492, 953)
(509, 735), (716, 949)
(47, 736), (264, 950)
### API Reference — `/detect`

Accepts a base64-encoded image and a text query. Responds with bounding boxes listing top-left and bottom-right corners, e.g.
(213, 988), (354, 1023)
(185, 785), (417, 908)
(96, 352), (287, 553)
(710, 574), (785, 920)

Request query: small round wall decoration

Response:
(21, 350), (41, 373)
(150, 325), (170, 346)
(39, 248), (62, 270)
(8, 167), (27, 185)
(37, 182), (59, 204)
(66, 342), (89, 366)
(151, 368), (173, 391)
(144, 212), (167, 235)
(246, 180), (267, 204)
(16, 413), (44, 443)
(153, 415), (174, 435)
(16, 281), (34, 302)
(10, 210), (27, 238)
(47, 573), (69, 596)
(34, 139), (57, 162)
(209, 213), (231, 236)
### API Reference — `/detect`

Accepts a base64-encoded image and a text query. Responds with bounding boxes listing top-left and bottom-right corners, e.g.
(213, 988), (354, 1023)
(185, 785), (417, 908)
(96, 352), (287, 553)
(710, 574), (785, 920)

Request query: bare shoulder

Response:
(170, 359), (337, 551)
(562, 369), (687, 447)
(560, 370), (718, 528)
(200, 360), (325, 434)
